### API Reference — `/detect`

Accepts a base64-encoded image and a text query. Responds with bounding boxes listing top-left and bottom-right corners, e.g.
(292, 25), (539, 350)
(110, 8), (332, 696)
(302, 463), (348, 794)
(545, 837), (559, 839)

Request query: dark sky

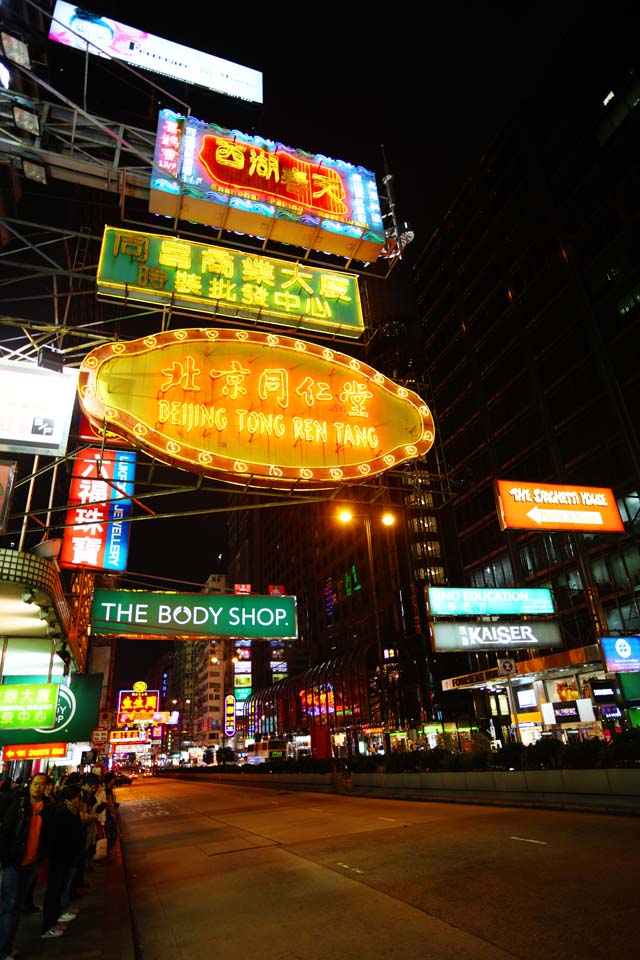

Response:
(42, 0), (636, 685)
(51, 0), (612, 247)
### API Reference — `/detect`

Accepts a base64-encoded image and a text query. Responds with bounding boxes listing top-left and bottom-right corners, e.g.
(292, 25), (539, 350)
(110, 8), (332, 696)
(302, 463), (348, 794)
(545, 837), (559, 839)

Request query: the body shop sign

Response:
(150, 110), (385, 262)
(90, 589), (298, 639)
(78, 329), (435, 490)
(97, 227), (364, 340)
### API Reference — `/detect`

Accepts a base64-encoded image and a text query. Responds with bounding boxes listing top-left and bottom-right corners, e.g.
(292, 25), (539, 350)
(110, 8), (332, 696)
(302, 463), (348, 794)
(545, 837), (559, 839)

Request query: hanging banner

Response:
(90, 589), (298, 639)
(97, 227), (364, 339)
(59, 448), (136, 571)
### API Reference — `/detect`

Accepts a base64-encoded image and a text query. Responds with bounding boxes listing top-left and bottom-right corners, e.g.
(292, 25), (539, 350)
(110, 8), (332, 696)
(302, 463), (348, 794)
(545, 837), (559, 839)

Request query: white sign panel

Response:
(432, 621), (563, 651)
(49, 1), (263, 104)
(0, 361), (78, 456)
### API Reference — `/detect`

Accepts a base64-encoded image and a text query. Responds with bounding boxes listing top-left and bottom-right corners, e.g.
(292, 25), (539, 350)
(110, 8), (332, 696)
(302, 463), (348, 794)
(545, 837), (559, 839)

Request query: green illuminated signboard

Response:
(97, 226), (364, 339)
(0, 683), (59, 730)
(90, 589), (298, 639)
(427, 587), (555, 616)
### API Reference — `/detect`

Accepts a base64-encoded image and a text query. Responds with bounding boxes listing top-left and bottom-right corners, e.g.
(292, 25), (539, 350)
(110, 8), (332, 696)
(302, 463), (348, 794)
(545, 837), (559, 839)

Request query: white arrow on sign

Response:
(527, 506), (603, 526)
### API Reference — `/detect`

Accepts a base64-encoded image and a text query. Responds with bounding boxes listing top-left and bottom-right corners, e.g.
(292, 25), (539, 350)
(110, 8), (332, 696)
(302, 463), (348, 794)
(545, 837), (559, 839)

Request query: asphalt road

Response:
(118, 777), (639, 960)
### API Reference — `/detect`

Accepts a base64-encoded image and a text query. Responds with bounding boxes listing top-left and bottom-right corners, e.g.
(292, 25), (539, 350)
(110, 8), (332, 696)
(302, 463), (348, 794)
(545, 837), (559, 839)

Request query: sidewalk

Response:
(13, 840), (135, 960)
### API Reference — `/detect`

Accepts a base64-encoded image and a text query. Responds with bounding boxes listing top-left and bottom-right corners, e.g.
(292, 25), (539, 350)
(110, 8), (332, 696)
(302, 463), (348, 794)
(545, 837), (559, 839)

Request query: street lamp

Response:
(338, 507), (396, 755)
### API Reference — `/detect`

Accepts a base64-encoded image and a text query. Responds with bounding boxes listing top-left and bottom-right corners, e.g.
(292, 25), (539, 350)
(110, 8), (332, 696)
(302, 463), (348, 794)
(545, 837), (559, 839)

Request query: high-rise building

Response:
(409, 25), (640, 741)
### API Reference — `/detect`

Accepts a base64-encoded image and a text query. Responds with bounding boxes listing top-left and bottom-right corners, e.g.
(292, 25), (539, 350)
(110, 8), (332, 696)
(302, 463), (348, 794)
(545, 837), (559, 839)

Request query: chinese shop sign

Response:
(0, 675), (103, 746)
(78, 329), (435, 490)
(224, 695), (236, 737)
(149, 110), (385, 262)
(0, 683), (59, 730)
(117, 689), (160, 724)
(90, 589), (298, 639)
(109, 729), (148, 743)
(2, 742), (67, 761)
(97, 227), (364, 340)
(495, 479), (624, 533)
(59, 448), (136, 571)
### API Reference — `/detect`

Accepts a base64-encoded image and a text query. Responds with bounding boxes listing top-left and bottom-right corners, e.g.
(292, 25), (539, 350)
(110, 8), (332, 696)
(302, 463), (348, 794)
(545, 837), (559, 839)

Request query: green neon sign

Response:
(0, 683), (59, 730)
(97, 227), (364, 339)
(90, 589), (298, 639)
(427, 587), (555, 616)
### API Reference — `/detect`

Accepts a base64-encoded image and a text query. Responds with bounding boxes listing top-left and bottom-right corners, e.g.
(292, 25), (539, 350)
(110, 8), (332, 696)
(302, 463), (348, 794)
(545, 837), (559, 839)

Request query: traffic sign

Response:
(497, 658), (516, 676)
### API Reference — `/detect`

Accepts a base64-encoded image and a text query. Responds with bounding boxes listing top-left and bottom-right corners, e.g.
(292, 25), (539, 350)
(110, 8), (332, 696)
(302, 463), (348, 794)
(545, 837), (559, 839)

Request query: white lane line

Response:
(378, 817), (397, 821)
(510, 836), (547, 845)
(311, 808), (324, 811)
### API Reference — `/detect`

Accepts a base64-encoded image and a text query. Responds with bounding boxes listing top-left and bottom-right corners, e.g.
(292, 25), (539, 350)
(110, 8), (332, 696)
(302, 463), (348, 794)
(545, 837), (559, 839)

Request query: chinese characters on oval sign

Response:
(96, 227), (364, 339)
(78, 329), (435, 490)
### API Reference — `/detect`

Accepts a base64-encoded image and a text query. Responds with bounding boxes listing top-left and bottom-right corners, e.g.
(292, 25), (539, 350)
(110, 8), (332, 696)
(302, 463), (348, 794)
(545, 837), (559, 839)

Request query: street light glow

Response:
(338, 509), (353, 523)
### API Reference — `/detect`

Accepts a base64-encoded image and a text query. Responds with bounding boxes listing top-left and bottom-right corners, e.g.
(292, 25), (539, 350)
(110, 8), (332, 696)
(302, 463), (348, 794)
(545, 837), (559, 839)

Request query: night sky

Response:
(42, 0), (637, 685)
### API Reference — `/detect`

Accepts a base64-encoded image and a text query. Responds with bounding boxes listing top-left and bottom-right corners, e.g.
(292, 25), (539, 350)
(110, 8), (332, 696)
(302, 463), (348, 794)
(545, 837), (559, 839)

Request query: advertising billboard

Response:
(495, 479), (624, 532)
(0, 682), (59, 730)
(59, 448), (136, 571)
(601, 636), (640, 673)
(77, 328), (435, 490)
(117, 689), (160, 724)
(427, 586), (554, 616)
(0, 675), (103, 746)
(432, 620), (563, 651)
(90, 589), (298, 640)
(96, 227), (365, 339)
(0, 360), (78, 457)
(150, 110), (385, 262)
(48, 1), (263, 103)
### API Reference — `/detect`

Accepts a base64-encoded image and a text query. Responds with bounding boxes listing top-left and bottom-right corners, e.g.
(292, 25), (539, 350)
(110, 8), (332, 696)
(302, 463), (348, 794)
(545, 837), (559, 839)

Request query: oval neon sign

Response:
(78, 329), (435, 489)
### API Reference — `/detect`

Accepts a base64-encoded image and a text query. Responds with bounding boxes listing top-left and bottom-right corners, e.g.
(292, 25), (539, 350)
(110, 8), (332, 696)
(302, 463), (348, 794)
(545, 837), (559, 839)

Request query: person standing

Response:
(40, 784), (91, 939)
(0, 773), (52, 960)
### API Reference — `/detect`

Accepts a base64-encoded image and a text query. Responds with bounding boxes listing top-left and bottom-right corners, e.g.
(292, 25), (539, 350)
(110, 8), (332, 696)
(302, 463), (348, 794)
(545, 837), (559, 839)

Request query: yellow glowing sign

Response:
(78, 329), (435, 489)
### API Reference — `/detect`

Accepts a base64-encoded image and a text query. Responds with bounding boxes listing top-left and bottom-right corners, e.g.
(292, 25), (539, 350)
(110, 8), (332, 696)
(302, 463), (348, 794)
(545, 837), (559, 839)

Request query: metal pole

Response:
(506, 675), (522, 743)
(364, 515), (391, 755)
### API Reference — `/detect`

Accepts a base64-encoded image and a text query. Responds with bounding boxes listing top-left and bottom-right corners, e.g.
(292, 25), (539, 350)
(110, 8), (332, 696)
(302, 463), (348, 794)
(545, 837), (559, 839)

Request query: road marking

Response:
(510, 836), (547, 845)
(378, 817), (397, 821)
(311, 808), (323, 812)
(337, 862), (364, 875)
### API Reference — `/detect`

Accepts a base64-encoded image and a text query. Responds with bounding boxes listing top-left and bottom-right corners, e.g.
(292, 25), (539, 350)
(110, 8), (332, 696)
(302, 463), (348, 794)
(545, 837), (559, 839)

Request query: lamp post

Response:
(338, 507), (395, 755)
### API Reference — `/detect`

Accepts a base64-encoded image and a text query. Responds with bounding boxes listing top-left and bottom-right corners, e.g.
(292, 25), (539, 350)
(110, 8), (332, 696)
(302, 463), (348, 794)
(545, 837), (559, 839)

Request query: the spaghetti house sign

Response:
(78, 329), (435, 489)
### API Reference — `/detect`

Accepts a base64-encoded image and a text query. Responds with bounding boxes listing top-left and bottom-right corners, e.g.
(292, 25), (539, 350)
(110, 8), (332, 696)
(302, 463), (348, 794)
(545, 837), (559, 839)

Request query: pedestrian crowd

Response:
(0, 769), (120, 960)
